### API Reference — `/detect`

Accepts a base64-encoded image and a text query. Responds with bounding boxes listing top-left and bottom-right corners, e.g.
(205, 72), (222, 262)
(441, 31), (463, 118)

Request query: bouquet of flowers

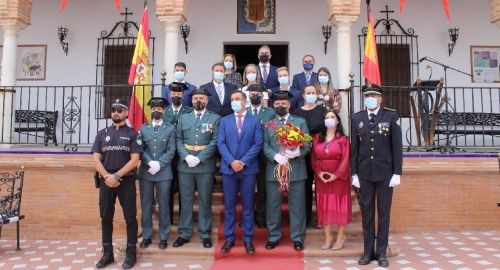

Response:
(268, 121), (312, 191)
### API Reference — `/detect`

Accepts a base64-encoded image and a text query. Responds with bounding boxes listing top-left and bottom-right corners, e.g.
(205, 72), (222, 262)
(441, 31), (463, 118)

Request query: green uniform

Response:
(263, 114), (311, 243)
(176, 110), (221, 240)
(163, 105), (193, 125)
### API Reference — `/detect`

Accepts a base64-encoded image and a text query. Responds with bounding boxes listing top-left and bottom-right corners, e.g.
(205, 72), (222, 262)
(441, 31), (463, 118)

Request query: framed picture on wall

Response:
(237, 0), (276, 34)
(470, 45), (500, 83)
(16, 45), (47, 80)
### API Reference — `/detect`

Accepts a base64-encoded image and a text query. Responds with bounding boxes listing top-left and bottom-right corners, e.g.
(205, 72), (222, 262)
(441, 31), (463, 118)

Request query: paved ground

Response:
(0, 230), (498, 269)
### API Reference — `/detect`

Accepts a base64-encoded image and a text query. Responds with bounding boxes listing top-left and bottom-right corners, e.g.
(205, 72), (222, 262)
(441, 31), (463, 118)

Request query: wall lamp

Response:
(58, 26), (69, 55)
(448, 27), (459, 56)
(180, 24), (190, 54)
(322, 25), (332, 55)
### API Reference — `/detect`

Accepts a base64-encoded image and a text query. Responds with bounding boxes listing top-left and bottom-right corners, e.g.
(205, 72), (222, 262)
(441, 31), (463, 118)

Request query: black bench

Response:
(14, 110), (58, 146)
(0, 167), (25, 250)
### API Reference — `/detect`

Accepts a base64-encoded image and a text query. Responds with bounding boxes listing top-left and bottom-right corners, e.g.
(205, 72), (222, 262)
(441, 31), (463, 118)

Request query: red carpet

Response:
(210, 194), (304, 270)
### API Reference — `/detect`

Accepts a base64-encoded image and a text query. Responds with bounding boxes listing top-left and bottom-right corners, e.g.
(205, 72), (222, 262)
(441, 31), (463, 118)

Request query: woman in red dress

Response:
(311, 110), (351, 250)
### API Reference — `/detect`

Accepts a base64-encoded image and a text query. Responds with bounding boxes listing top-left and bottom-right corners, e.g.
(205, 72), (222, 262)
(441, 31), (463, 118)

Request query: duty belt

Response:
(184, 144), (206, 151)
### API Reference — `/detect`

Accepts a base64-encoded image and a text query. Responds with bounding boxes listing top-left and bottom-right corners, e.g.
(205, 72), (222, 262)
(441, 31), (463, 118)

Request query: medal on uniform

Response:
(359, 122), (364, 129)
(105, 136), (110, 142)
(378, 123), (383, 134)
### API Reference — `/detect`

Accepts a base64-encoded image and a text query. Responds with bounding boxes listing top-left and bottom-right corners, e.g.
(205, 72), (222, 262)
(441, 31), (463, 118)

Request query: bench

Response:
(0, 167), (25, 250)
(14, 110), (58, 146)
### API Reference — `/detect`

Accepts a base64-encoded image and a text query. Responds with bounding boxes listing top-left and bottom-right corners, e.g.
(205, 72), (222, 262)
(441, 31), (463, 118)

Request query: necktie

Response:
(262, 65), (268, 83)
(253, 108), (258, 116)
(306, 73), (311, 84)
(237, 114), (243, 137)
(369, 113), (376, 124)
(216, 85), (223, 104)
(279, 118), (285, 125)
(154, 125), (159, 132)
(196, 113), (201, 123)
(174, 109), (179, 116)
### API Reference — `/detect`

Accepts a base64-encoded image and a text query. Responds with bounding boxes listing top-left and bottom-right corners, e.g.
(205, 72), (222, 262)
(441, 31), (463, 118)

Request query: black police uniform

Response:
(351, 103), (403, 259)
(91, 125), (143, 245)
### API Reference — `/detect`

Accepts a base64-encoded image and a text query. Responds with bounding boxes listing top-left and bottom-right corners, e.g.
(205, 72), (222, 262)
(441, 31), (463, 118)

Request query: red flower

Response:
(286, 122), (292, 127)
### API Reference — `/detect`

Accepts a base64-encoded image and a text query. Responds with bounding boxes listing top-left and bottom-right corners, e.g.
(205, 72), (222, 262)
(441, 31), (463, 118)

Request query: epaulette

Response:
(384, 107), (396, 112)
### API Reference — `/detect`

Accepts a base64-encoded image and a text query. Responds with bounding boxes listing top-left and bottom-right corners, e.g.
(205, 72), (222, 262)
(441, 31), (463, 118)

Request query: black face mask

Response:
(259, 54), (269, 63)
(250, 95), (262, 105)
(151, 111), (163, 120)
(194, 101), (206, 111)
(275, 106), (287, 117)
(171, 96), (182, 106)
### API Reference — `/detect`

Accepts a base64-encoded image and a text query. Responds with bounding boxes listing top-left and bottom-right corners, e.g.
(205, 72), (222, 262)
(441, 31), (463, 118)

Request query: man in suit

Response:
(161, 62), (197, 107)
(137, 97), (176, 250)
(263, 91), (311, 251)
(217, 90), (263, 254)
(173, 88), (221, 249)
(351, 84), (403, 267)
(292, 55), (318, 93)
(200, 62), (238, 117)
(270, 67), (303, 111)
(257, 45), (279, 92)
(246, 84), (275, 228)
(162, 82), (194, 225)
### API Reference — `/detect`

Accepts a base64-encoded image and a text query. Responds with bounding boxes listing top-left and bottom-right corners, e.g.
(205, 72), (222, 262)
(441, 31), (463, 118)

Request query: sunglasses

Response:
(111, 108), (124, 113)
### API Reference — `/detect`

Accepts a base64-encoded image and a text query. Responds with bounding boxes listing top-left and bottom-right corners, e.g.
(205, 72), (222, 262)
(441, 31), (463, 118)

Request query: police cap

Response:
(111, 99), (129, 110)
(362, 83), (383, 95)
(272, 90), (294, 101)
(170, 82), (188, 92)
(190, 88), (212, 97)
(147, 97), (168, 108)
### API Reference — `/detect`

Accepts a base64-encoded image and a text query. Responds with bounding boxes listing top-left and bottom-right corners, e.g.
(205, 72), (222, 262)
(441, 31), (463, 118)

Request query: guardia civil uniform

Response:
(174, 89), (221, 247)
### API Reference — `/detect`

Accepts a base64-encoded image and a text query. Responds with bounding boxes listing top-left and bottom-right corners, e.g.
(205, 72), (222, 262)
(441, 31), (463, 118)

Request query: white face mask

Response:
(324, 118), (337, 128)
(246, 72), (257, 82)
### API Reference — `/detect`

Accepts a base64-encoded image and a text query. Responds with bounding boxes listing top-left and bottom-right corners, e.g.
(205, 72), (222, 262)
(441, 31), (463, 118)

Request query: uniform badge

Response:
(136, 139), (142, 145)
(202, 123), (214, 133)
(105, 136), (110, 142)
(359, 122), (364, 129)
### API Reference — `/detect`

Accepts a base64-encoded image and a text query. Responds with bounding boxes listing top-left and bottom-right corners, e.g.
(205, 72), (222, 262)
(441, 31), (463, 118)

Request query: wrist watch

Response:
(114, 173), (122, 182)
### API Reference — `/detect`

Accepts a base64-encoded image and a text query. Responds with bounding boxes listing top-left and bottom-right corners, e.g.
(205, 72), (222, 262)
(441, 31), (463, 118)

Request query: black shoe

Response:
(159, 240), (168, 249)
(122, 244), (137, 269)
(173, 237), (189, 248)
(202, 238), (212, 248)
(245, 242), (255, 254)
(265, 241), (279, 250)
(255, 217), (266, 228)
(358, 254), (376, 265)
(95, 244), (114, 269)
(220, 241), (234, 253)
(293, 241), (304, 251)
(140, 239), (152, 248)
(377, 255), (389, 267)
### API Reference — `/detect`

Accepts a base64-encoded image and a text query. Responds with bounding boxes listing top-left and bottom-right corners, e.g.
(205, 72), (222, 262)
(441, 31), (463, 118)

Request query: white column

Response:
(332, 15), (358, 134)
(158, 15), (184, 84)
(0, 25), (19, 143)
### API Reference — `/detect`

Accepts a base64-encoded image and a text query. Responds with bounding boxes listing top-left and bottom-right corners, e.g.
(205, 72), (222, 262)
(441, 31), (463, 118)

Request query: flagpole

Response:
(364, 0), (370, 84)
(144, 0), (147, 8)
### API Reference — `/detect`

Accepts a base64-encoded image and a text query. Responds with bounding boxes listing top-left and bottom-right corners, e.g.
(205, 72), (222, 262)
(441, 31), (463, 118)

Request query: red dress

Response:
(311, 134), (352, 226)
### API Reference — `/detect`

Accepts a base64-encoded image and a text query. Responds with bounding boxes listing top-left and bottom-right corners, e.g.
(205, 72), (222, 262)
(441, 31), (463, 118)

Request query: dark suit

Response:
(292, 72), (318, 93)
(258, 64), (280, 90)
(200, 81), (238, 117)
(161, 82), (197, 107)
(247, 106), (275, 225)
(269, 86), (304, 111)
(351, 107), (403, 257)
(217, 113), (263, 242)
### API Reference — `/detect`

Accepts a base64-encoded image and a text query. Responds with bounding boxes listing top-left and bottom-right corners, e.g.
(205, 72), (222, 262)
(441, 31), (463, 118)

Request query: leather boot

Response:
(96, 243), (114, 268)
(122, 244), (137, 269)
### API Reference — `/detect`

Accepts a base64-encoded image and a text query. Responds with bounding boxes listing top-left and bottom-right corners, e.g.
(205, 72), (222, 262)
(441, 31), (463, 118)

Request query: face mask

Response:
(246, 72), (257, 82)
(174, 71), (185, 81)
(275, 106), (287, 117)
(171, 96), (182, 106)
(259, 54), (269, 63)
(278, 76), (289, 85)
(303, 62), (314, 71)
(318, 75), (329, 84)
(151, 111), (163, 120)
(213, 71), (225, 82)
(224, 61), (233, 70)
(324, 118), (337, 128)
(364, 97), (379, 110)
(250, 95), (262, 105)
(231, 100), (243, 112)
(305, 94), (317, 104)
(194, 101), (206, 111)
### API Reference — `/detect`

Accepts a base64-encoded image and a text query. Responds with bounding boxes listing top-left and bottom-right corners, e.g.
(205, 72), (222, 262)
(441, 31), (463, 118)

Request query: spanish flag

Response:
(363, 8), (381, 86)
(128, 6), (152, 131)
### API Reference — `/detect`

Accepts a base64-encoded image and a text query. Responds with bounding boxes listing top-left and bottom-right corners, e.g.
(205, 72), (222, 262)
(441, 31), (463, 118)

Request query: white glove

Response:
(283, 148), (300, 159)
(191, 156), (201, 167)
(352, 174), (360, 188)
(149, 161), (161, 172)
(185, 155), (197, 168)
(273, 153), (289, 165)
(148, 167), (158, 175)
(389, 174), (401, 187)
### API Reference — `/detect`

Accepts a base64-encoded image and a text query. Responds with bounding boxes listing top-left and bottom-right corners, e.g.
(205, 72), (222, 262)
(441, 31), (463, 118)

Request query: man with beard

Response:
(91, 99), (143, 269)
(173, 88), (221, 249)
(163, 82), (194, 225)
(137, 97), (176, 250)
